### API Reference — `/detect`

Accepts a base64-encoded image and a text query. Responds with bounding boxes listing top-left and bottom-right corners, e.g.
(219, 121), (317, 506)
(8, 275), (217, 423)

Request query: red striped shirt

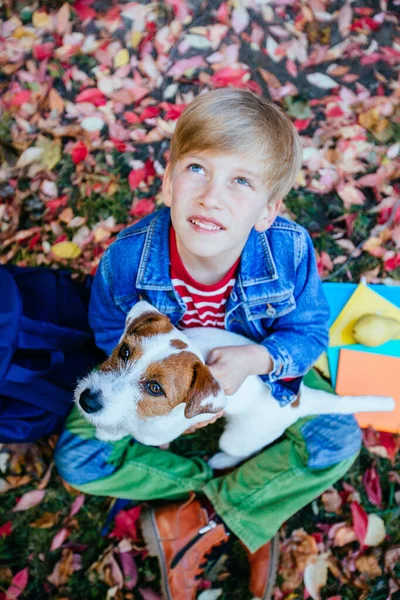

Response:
(169, 226), (240, 329)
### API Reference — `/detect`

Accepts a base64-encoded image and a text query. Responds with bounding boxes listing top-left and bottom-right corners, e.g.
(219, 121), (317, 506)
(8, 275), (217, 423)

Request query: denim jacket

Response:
(89, 207), (329, 406)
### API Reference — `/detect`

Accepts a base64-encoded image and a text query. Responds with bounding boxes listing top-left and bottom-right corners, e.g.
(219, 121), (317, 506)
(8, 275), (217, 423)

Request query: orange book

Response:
(336, 349), (400, 433)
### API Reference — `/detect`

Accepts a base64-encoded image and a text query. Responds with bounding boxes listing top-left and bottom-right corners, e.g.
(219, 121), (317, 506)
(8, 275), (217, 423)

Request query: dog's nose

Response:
(79, 389), (103, 413)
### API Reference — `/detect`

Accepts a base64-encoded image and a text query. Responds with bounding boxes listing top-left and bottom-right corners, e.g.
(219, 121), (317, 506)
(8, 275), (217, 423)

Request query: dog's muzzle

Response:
(79, 388), (103, 414)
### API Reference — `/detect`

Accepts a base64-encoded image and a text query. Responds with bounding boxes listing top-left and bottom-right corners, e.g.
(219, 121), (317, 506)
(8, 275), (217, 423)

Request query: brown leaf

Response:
(48, 89), (65, 114)
(280, 528), (319, 592)
(47, 549), (74, 586)
(5, 475), (32, 490)
(30, 511), (61, 529)
(355, 555), (382, 578)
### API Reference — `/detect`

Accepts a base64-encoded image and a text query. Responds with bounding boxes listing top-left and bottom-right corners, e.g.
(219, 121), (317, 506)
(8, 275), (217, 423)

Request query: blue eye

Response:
(236, 177), (251, 186)
(188, 164), (204, 174)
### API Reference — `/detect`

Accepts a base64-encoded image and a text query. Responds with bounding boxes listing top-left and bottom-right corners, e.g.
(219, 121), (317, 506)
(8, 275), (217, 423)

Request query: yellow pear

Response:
(353, 314), (400, 347)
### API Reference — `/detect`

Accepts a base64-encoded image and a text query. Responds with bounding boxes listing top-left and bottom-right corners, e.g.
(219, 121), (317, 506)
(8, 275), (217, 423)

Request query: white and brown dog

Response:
(75, 301), (395, 469)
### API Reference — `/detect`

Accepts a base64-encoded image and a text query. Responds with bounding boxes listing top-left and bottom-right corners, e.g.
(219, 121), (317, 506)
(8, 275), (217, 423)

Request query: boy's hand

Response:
(206, 344), (273, 396)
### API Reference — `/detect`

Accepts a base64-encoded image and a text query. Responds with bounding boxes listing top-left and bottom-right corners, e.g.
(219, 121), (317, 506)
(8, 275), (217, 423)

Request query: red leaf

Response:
(294, 118), (312, 132)
(139, 106), (161, 121)
(128, 167), (147, 190)
(75, 88), (107, 107)
(144, 159), (156, 179)
(72, 2), (96, 20)
(33, 43), (54, 61)
(28, 232), (41, 250)
(71, 141), (88, 164)
(111, 139), (127, 152)
(11, 90), (32, 107)
(350, 17), (380, 32)
(350, 501), (368, 547)
(362, 466), (383, 508)
(124, 111), (141, 124)
(129, 198), (155, 217)
(110, 505), (142, 541)
(46, 196), (68, 213)
(363, 429), (399, 462)
(162, 104), (186, 121)
(6, 568), (28, 600)
(384, 254), (400, 272)
(0, 522), (12, 537)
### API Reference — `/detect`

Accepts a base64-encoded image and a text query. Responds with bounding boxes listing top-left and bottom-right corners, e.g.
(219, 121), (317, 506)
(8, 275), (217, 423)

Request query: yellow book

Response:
(314, 282), (400, 378)
(330, 282), (400, 346)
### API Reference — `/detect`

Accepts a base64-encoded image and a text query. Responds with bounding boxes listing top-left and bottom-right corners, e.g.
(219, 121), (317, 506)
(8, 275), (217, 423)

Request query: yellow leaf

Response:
(13, 26), (37, 39)
(131, 30), (142, 49)
(36, 137), (61, 170)
(51, 241), (82, 259)
(32, 10), (53, 29)
(114, 48), (129, 68)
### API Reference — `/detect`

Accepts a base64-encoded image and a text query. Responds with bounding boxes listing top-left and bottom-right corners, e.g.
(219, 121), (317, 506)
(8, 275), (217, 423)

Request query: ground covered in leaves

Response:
(0, 0), (400, 598)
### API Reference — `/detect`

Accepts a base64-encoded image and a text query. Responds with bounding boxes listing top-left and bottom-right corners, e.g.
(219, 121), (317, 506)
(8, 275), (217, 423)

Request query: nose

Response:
(198, 179), (225, 210)
(79, 389), (103, 414)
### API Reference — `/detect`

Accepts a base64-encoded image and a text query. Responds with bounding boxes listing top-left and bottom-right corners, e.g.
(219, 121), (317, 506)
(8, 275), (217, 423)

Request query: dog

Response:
(75, 301), (395, 469)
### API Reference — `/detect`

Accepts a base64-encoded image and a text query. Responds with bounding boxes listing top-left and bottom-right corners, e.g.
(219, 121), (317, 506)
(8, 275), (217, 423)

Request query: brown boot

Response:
(243, 535), (280, 600)
(140, 494), (230, 600)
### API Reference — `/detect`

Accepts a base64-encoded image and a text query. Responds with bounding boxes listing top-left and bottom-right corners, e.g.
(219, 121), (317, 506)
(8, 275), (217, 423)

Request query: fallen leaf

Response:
(362, 466), (382, 508)
(12, 490), (46, 512)
(306, 73), (339, 89)
(51, 241), (82, 259)
(364, 514), (386, 547)
(304, 553), (329, 600)
(30, 511), (60, 529)
(5, 567), (29, 599)
(50, 527), (70, 551)
(350, 502), (369, 547)
(355, 555), (382, 577)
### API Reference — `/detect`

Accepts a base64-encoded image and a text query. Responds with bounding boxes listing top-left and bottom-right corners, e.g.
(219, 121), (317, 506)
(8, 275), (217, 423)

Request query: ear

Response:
(184, 361), (226, 419)
(162, 164), (172, 208)
(254, 199), (282, 232)
(125, 301), (160, 331)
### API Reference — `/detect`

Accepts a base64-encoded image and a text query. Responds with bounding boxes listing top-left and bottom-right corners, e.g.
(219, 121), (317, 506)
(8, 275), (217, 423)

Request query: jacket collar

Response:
(136, 207), (278, 291)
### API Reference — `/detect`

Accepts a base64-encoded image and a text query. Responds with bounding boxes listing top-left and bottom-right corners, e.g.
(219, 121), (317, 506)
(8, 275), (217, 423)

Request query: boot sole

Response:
(140, 507), (173, 600)
(261, 533), (280, 600)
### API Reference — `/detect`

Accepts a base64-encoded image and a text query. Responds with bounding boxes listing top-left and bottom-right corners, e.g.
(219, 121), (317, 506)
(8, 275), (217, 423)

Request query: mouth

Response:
(188, 216), (225, 233)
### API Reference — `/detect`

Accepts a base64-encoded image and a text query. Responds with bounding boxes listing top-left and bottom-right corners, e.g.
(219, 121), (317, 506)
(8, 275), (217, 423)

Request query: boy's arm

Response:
(89, 249), (137, 355)
(259, 231), (329, 384)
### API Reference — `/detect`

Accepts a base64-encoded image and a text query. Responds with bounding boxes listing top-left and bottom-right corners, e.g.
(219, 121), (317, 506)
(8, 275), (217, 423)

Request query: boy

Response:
(55, 89), (361, 600)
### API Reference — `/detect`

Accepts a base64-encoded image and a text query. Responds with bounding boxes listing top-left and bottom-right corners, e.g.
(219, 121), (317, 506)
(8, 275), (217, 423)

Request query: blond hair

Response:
(169, 88), (302, 203)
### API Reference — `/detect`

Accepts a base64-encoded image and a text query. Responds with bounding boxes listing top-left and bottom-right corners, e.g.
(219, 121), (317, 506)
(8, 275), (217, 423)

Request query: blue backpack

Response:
(0, 265), (104, 443)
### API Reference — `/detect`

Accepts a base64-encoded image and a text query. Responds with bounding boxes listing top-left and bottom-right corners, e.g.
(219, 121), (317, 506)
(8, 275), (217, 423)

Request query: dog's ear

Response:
(125, 301), (160, 331)
(184, 361), (226, 419)
(125, 304), (173, 338)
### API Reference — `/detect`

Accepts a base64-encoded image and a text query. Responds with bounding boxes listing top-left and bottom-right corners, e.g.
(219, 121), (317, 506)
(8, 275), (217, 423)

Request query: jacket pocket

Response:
(244, 292), (296, 321)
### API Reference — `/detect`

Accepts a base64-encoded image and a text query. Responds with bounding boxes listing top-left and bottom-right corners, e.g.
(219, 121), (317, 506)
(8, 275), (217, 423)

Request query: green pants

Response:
(55, 372), (360, 552)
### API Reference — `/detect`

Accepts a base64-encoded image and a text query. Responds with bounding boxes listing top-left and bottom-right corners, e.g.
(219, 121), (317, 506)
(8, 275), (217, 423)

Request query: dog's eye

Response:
(119, 343), (131, 362)
(146, 381), (164, 396)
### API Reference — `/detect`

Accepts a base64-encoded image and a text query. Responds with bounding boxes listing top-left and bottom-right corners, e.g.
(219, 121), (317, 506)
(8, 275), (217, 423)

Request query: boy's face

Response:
(162, 151), (281, 265)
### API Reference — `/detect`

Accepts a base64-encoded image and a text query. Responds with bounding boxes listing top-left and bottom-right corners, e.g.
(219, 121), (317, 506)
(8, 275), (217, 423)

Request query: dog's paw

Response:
(208, 452), (242, 470)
